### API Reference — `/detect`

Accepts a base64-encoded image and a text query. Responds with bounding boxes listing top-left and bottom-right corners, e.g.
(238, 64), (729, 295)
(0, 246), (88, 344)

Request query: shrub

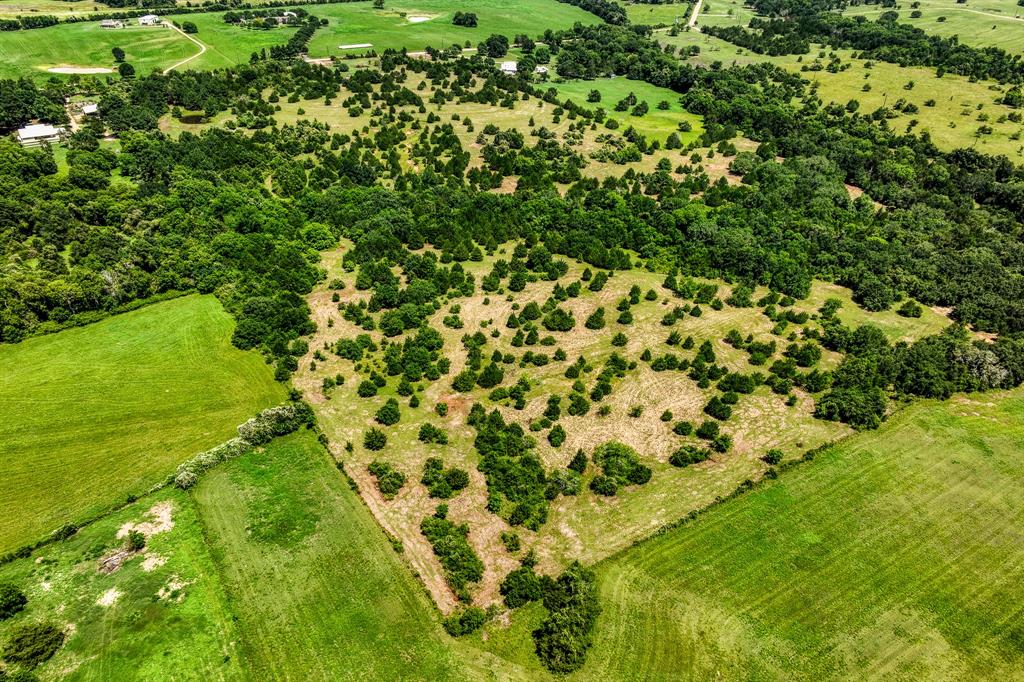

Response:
(501, 531), (521, 554)
(669, 445), (711, 468)
(421, 457), (469, 498)
(542, 307), (575, 332)
(897, 300), (923, 318)
(696, 420), (720, 440)
(533, 562), (600, 673)
(501, 566), (542, 608)
(364, 428), (387, 451)
(443, 607), (487, 636)
(477, 362), (505, 389)
(420, 516), (484, 592)
(703, 396), (732, 421)
(672, 420), (693, 436)
(762, 448), (783, 465)
(0, 582), (27, 620)
(568, 449), (588, 473)
(418, 423), (449, 445)
(375, 398), (401, 426)
(126, 530), (146, 552)
(357, 379), (378, 398)
(3, 622), (65, 668)
(548, 424), (566, 447)
(590, 441), (651, 495)
(584, 307), (605, 330)
(368, 460), (406, 499)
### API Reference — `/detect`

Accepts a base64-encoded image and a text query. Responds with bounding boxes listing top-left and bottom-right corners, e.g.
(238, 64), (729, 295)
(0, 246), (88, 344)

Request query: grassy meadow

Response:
(193, 429), (480, 680)
(0, 487), (243, 680)
(0, 22), (194, 78)
(625, 1), (694, 26)
(0, 294), (284, 553)
(468, 387), (1024, 679)
(843, 0), (1024, 54)
(303, 0), (601, 58)
(658, 31), (1024, 159)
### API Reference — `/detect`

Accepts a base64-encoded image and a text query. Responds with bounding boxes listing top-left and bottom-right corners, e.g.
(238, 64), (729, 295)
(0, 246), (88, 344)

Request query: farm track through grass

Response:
(0, 294), (284, 554)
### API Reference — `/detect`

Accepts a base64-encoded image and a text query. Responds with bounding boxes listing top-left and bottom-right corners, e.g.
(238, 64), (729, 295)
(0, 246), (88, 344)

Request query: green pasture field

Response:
(0, 294), (284, 554)
(550, 77), (704, 141)
(174, 12), (299, 72)
(0, 0), (109, 19)
(843, 0), (1024, 54)
(0, 22), (194, 78)
(469, 386), (1024, 679)
(0, 487), (243, 680)
(625, 1), (694, 26)
(192, 430), (474, 680)
(302, 0), (601, 58)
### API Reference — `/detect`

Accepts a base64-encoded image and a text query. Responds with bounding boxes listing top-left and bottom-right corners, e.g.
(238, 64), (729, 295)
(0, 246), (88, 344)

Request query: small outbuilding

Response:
(138, 14), (161, 26)
(500, 61), (517, 74)
(16, 124), (65, 147)
(100, 19), (124, 29)
(81, 103), (99, 115)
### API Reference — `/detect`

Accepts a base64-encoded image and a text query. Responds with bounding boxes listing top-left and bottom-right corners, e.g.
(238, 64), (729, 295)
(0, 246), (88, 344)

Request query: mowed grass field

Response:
(0, 22), (195, 77)
(0, 294), (284, 553)
(303, 0), (601, 58)
(551, 77), (704, 141)
(192, 430), (471, 680)
(469, 387), (1024, 679)
(843, 0), (1024, 54)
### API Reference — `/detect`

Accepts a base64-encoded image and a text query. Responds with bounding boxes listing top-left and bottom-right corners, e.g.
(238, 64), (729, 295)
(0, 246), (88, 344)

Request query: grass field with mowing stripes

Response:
(469, 387), (1024, 679)
(0, 294), (284, 554)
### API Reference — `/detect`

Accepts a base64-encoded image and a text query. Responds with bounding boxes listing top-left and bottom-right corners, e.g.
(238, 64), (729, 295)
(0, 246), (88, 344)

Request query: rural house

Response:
(16, 124), (65, 147)
(100, 19), (124, 29)
(138, 14), (161, 26)
(500, 61), (517, 74)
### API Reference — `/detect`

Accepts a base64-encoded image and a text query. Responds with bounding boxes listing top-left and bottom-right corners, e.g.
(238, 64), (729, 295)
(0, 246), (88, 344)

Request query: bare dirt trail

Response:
(688, 0), (704, 28)
(163, 22), (207, 73)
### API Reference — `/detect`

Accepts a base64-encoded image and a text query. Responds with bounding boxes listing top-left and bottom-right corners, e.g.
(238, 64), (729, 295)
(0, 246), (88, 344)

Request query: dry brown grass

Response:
(298, 243), (947, 609)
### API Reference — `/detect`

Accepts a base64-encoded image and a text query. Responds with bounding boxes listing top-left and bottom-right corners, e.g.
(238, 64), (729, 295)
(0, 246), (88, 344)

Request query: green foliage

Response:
(0, 582), (26, 620)
(375, 398), (401, 426)
(2, 622), (65, 668)
(443, 607), (488, 636)
(368, 460), (406, 499)
(533, 561), (601, 674)
(421, 458), (469, 499)
(501, 566), (543, 608)
(363, 428), (387, 451)
(589, 442), (652, 496)
(669, 445), (712, 468)
(420, 515), (484, 593)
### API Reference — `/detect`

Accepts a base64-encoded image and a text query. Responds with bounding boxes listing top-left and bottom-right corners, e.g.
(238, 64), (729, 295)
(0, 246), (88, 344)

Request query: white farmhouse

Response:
(16, 124), (65, 147)
(138, 14), (161, 26)
(499, 61), (517, 75)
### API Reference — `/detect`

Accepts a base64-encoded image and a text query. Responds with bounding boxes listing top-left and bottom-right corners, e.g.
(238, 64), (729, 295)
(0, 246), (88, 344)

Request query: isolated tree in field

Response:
(111, 46), (125, 63)
(453, 11), (477, 27)
(375, 397), (401, 426)
(373, 0), (384, 7)
(181, 21), (198, 34)
(364, 428), (387, 451)
(118, 62), (135, 79)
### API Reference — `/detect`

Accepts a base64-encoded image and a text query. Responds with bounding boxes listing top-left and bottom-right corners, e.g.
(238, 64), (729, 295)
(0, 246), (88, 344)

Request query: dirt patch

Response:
(157, 575), (192, 602)
(141, 553), (167, 572)
(117, 501), (174, 540)
(46, 65), (114, 74)
(97, 588), (121, 607)
(407, 15), (432, 23)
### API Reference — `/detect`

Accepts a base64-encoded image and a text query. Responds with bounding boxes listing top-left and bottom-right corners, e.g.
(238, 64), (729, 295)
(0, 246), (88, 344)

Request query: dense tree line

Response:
(555, 0), (628, 25)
